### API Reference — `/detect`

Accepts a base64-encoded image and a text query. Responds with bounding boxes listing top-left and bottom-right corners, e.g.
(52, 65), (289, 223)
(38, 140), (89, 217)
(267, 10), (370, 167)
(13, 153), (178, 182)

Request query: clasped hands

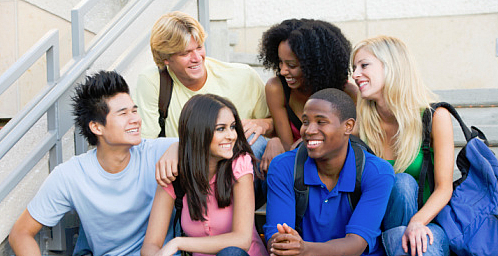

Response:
(268, 223), (307, 256)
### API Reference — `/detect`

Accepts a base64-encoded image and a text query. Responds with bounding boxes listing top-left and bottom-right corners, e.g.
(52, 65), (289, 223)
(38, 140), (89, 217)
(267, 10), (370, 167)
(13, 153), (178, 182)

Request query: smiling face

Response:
(352, 47), (386, 102)
(300, 99), (350, 161)
(209, 107), (237, 164)
(165, 35), (207, 89)
(94, 93), (142, 148)
(278, 40), (304, 90)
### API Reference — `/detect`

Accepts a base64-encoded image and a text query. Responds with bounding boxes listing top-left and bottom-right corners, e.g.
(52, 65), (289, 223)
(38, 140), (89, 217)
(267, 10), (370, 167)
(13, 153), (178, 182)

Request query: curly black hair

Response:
(71, 71), (129, 146)
(258, 19), (351, 93)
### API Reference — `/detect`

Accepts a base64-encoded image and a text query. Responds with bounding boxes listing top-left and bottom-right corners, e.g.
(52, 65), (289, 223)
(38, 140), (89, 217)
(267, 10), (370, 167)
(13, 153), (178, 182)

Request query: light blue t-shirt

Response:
(28, 138), (178, 256)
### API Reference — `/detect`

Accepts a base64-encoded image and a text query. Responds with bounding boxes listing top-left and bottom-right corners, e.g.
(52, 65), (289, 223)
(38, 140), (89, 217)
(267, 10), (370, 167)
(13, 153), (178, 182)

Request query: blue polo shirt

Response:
(264, 141), (394, 255)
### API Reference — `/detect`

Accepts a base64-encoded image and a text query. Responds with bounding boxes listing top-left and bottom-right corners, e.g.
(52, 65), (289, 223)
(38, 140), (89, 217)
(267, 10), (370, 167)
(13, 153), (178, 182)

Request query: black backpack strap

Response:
(293, 143), (309, 236)
(417, 102), (489, 209)
(433, 102), (488, 143)
(349, 141), (365, 211)
(172, 179), (186, 238)
(418, 106), (435, 209)
(419, 102), (489, 199)
(350, 134), (374, 154)
(349, 140), (371, 256)
(158, 67), (174, 137)
(293, 138), (367, 235)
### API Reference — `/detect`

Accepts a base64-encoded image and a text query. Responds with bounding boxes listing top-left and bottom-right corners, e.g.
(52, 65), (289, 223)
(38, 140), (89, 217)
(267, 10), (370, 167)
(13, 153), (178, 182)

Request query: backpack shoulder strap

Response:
(158, 67), (174, 137)
(431, 102), (487, 143)
(417, 102), (486, 208)
(349, 139), (365, 211)
(293, 139), (367, 234)
(172, 179), (185, 237)
(419, 102), (489, 204)
(350, 134), (374, 154)
(418, 105), (436, 209)
(293, 143), (309, 236)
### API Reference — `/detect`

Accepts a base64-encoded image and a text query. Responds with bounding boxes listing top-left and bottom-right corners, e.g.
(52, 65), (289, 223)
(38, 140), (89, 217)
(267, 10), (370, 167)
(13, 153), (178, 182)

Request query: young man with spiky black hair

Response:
(9, 71), (178, 256)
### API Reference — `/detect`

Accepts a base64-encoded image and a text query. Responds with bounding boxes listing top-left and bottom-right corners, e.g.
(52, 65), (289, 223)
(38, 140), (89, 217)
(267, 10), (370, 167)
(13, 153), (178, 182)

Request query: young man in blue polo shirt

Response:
(264, 88), (394, 256)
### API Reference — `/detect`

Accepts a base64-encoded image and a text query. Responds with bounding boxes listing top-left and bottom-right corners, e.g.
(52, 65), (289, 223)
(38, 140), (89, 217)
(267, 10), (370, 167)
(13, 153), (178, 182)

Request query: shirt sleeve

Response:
(346, 156), (395, 253)
(263, 152), (296, 243)
(135, 70), (161, 139)
(27, 166), (73, 227)
(147, 137), (179, 163)
(162, 185), (176, 199)
(247, 67), (270, 119)
(231, 154), (254, 180)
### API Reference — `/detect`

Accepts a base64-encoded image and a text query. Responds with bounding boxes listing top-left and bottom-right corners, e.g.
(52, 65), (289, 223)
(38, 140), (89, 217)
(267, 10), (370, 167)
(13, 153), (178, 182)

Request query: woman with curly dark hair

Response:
(258, 19), (357, 170)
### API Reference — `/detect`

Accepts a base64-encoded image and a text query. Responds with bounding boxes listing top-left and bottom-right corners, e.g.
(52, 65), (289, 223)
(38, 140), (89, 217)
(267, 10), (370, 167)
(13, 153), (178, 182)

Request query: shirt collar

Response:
(303, 140), (356, 192)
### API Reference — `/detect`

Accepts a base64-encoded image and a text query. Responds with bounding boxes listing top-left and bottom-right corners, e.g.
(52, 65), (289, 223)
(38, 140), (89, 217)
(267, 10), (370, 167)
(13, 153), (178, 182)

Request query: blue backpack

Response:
(420, 102), (498, 256)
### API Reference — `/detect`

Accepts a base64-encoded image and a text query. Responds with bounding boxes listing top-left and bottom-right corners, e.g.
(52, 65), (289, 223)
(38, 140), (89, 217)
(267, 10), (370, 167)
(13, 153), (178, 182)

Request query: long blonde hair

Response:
(352, 36), (438, 173)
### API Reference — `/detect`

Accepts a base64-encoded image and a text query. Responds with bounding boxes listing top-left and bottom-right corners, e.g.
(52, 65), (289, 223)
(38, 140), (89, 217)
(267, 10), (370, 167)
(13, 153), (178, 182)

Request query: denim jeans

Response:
(248, 134), (268, 210)
(382, 173), (449, 256)
(217, 246), (250, 256)
(248, 133), (268, 160)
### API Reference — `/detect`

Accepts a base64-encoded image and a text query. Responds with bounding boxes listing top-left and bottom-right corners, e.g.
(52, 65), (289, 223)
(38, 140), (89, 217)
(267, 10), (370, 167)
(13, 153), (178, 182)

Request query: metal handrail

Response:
(0, 0), (156, 202)
(72, 0), (144, 58)
(71, 0), (100, 58)
(0, 131), (57, 202)
(0, 29), (60, 161)
(0, 0), (210, 211)
(0, 29), (59, 99)
(0, 0), (211, 251)
(198, 0), (210, 55)
(110, 28), (151, 73)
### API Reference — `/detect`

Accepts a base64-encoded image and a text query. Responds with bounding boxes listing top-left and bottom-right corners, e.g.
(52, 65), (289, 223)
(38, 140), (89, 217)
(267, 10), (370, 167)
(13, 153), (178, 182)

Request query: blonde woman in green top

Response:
(351, 36), (454, 256)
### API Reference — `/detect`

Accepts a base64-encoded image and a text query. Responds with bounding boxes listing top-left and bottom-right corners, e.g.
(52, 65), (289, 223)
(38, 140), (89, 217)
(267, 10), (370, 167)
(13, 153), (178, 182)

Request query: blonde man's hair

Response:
(150, 11), (207, 70)
(351, 36), (438, 173)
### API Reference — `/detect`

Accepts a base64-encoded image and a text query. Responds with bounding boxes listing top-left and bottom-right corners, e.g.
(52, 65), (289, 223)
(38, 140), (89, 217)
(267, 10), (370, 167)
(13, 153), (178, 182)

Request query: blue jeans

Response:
(248, 134), (268, 160)
(217, 246), (249, 256)
(382, 173), (449, 256)
(248, 134), (268, 209)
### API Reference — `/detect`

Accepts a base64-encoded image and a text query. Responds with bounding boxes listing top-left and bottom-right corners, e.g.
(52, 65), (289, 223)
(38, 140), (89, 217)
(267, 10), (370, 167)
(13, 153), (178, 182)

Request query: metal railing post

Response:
(0, 29), (59, 201)
(46, 40), (62, 172)
(71, 0), (99, 58)
(71, 0), (100, 154)
(197, 0), (210, 56)
(71, 9), (85, 58)
(0, 30), (59, 97)
(47, 103), (62, 172)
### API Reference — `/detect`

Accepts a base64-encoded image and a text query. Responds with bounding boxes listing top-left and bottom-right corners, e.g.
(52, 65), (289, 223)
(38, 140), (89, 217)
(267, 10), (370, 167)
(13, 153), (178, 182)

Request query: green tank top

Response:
(387, 147), (433, 204)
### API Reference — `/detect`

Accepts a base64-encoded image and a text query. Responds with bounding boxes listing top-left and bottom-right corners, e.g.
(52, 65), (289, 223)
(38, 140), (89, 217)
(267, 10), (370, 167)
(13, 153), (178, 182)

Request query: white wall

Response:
(227, 0), (498, 90)
(228, 0), (498, 27)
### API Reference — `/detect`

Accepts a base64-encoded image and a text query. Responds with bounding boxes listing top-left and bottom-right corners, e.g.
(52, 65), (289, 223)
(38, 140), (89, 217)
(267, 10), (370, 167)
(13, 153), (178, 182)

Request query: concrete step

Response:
(436, 89), (498, 147)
